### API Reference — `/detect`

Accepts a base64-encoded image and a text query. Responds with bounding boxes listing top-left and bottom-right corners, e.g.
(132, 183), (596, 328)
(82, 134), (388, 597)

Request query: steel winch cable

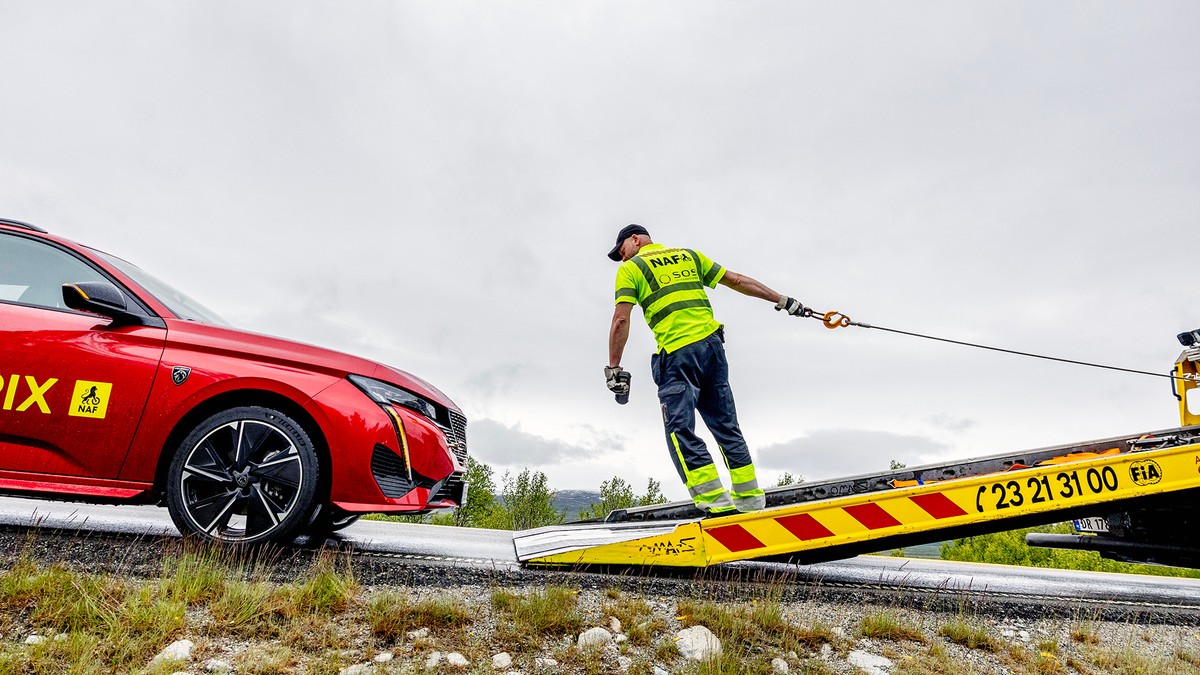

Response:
(802, 308), (1189, 381)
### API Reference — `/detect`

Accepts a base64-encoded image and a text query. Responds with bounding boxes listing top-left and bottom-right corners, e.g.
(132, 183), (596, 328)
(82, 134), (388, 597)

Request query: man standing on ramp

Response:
(605, 224), (807, 515)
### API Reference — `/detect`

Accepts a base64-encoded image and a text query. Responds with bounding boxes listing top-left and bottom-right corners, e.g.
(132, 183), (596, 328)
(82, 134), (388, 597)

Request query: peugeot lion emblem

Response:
(171, 366), (191, 386)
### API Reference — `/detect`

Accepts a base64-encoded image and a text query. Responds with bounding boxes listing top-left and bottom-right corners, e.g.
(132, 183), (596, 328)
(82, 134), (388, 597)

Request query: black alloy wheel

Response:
(167, 406), (319, 544)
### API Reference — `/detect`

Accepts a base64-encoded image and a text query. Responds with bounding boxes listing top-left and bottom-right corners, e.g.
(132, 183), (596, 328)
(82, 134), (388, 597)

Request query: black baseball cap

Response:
(607, 224), (649, 261)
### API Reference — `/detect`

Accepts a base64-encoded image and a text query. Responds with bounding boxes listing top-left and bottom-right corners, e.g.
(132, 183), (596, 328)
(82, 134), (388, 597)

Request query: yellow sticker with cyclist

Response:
(69, 380), (112, 419)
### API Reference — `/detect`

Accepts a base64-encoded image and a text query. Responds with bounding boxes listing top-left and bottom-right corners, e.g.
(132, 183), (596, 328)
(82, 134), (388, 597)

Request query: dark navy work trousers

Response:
(650, 331), (753, 487)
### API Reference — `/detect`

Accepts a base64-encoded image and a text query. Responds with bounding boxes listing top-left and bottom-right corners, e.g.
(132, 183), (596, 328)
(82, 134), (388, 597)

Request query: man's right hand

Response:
(604, 366), (630, 396)
(775, 296), (807, 317)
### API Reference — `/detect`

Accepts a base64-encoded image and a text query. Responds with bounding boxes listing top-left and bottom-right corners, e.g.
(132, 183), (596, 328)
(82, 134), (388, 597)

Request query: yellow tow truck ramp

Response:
(515, 337), (1200, 569)
(515, 429), (1200, 567)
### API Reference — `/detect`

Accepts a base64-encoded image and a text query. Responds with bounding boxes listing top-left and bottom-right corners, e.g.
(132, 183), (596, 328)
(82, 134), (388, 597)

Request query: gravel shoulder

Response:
(2, 528), (1199, 673)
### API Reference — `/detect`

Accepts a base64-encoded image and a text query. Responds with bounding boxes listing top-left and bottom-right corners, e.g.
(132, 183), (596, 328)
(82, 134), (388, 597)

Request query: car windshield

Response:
(90, 248), (231, 326)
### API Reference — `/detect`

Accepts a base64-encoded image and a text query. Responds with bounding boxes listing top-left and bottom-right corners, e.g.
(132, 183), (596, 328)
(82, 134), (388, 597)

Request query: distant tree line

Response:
(376, 458), (808, 530)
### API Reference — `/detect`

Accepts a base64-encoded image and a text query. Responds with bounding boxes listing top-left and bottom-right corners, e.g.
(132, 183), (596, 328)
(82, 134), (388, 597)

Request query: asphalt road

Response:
(0, 495), (1198, 613)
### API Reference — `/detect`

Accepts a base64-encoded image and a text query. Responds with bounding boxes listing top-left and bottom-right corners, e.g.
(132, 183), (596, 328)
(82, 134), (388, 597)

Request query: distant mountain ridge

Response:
(553, 489), (600, 521)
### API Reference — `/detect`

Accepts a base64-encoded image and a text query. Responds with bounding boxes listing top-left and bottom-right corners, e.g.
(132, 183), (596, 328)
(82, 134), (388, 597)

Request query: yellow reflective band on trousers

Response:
(729, 463), (765, 511)
(674, 433), (734, 510)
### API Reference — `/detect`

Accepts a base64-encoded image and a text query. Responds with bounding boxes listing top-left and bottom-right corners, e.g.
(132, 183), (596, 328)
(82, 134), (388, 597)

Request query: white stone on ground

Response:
(446, 652), (470, 666)
(534, 657), (558, 669)
(408, 627), (430, 639)
(426, 652), (443, 668)
(617, 655), (633, 671)
(610, 617), (622, 633)
(578, 626), (613, 648)
(771, 656), (790, 674)
(374, 651), (394, 662)
(150, 639), (194, 665)
(203, 660), (232, 673)
(338, 665), (370, 675)
(24, 635), (44, 645)
(675, 625), (722, 661)
(492, 652), (513, 669)
(847, 650), (894, 675)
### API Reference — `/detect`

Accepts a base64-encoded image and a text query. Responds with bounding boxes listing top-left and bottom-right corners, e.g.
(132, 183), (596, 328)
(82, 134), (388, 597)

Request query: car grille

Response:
(370, 444), (412, 499)
(446, 410), (468, 464)
(430, 473), (466, 504)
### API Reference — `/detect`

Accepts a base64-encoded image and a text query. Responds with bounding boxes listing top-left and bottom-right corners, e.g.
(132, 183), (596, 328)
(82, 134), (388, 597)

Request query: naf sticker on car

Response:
(69, 380), (112, 418)
(0, 375), (112, 418)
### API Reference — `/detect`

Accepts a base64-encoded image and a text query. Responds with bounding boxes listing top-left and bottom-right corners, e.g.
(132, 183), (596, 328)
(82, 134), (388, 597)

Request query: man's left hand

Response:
(775, 296), (807, 317)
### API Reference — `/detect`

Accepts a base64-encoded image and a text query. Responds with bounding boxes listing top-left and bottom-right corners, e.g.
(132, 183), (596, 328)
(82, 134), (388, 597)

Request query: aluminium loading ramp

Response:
(514, 425), (1200, 568)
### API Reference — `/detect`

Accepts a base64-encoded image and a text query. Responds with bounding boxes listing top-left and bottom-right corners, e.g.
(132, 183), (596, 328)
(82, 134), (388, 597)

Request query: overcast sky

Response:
(3, 2), (1198, 500)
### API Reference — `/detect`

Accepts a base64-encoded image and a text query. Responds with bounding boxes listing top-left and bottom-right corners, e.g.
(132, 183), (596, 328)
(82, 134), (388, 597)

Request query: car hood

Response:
(163, 319), (460, 410)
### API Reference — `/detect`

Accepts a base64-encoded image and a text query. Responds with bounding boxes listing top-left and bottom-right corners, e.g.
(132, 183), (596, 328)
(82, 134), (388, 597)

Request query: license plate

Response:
(1073, 517), (1109, 533)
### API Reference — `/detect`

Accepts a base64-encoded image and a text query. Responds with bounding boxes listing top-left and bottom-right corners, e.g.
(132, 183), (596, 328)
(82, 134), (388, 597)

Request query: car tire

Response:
(166, 406), (319, 545)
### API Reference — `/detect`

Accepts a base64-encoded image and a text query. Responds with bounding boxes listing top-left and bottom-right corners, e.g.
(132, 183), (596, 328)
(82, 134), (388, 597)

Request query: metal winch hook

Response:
(821, 310), (852, 329)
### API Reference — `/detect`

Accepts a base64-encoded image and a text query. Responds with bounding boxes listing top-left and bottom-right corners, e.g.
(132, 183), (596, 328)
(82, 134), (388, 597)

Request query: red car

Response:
(0, 218), (467, 543)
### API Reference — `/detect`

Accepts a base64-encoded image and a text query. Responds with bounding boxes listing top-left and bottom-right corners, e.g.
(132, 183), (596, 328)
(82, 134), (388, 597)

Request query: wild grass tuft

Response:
(1070, 622), (1101, 645)
(602, 595), (666, 646)
(677, 596), (833, 663)
(282, 552), (357, 617)
(894, 643), (958, 675)
(859, 610), (926, 643)
(491, 585), (583, 650)
(937, 618), (997, 651)
(367, 591), (474, 638)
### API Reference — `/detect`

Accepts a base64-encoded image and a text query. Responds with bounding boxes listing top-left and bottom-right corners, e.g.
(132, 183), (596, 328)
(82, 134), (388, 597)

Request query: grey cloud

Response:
(926, 414), (977, 433)
(462, 364), (530, 402)
(571, 423), (628, 455)
(469, 419), (585, 466)
(757, 429), (949, 481)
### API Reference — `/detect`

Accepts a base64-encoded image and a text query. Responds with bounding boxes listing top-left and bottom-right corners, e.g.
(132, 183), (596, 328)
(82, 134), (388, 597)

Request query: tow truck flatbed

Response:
(515, 426), (1200, 567)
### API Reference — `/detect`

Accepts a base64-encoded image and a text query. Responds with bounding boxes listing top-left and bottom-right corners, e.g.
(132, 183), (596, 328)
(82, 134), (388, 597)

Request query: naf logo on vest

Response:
(0, 374), (113, 419)
(647, 252), (692, 268)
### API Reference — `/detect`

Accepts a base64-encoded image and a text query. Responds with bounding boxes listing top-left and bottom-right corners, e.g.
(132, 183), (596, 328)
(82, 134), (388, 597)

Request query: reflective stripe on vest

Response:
(631, 248), (711, 328)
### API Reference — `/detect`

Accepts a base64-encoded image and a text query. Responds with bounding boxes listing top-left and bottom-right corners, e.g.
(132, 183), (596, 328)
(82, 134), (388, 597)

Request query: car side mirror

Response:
(62, 281), (142, 326)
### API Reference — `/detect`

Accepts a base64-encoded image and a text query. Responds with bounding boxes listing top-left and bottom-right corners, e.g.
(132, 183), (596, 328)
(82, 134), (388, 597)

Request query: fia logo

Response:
(68, 381), (112, 419)
(172, 366), (191, 386)
(1129, 459), (1163, 486)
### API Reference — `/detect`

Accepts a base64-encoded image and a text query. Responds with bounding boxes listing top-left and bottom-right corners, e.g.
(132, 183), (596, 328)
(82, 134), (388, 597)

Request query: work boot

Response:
(732, 492), (766, 513)
(694, 488), (735, 514)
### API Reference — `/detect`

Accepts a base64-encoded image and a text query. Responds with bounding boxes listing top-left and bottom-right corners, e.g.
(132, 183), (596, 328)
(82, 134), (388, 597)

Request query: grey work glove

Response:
(775, 295), (806, 316)
(605, 366), (629, 394)
(604, 366), (631, 404)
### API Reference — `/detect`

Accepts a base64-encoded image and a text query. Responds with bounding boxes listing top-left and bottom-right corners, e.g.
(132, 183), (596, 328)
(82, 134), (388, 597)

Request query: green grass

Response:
(676, 595), (836, 665)
(490, 585), (584, 650)
(602, 594), (666, 646)
(859, 611), (927, 643)
(3, 541), (1200, 674)
(367, 591), (474, 638)
(937, 618), (998, 651)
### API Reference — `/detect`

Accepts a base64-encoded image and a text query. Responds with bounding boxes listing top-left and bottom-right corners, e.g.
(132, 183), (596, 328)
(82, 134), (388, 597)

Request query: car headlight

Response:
(348, 375), (443, 425)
